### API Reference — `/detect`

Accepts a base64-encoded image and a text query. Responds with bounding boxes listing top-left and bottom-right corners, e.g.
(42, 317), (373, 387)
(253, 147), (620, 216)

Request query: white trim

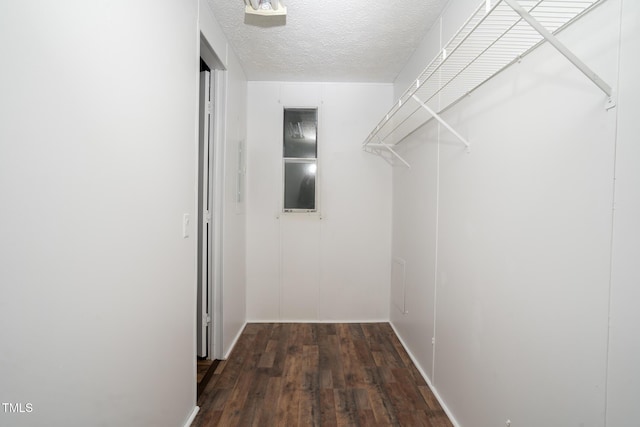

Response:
(211, 69), (227, 360)
(281, 106), (320, 213)
(223, 321), (248, 359)
(183, 406), (200, 427)
(197, 70), (212, 359)
(278, 211), (322, 219)
(244, 319), (390, 324)
(389, 321), (461, 427)
(197, 25), (226, 363)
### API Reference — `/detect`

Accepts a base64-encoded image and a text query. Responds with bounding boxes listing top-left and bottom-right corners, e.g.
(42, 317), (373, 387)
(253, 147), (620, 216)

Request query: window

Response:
(283, 108), (317, 212)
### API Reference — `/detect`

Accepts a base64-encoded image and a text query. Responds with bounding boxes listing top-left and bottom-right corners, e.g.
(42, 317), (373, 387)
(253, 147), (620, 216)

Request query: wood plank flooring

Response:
(198, 359), (214, 384)
(198, 358), (219, 399)
(193, 323), (453, 427)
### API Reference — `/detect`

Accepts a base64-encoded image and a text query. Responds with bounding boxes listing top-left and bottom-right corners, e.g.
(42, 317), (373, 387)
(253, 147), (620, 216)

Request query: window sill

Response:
(278, 210), (323, 220)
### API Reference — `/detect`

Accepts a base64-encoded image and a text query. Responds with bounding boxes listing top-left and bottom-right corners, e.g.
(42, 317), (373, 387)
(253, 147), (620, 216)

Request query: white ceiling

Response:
(205, 0), (450, 82)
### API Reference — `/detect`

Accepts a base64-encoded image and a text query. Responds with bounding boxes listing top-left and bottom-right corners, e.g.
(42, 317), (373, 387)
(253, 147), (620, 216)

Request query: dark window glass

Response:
(284, 108), (317, 158)
(284, 161), (316, 210)
(283, 108), (317, 211)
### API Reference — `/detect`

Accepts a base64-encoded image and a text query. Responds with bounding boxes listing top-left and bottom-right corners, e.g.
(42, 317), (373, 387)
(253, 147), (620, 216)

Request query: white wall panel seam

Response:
(604, 1), (626, 424)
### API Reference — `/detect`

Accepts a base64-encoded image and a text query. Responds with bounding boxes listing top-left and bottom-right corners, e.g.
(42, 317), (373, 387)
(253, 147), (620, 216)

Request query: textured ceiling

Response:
(206, 0), (450, 82)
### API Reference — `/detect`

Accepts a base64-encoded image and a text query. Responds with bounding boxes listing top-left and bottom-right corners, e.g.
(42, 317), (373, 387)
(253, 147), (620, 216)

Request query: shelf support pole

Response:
(503, 0), (613, 101)
(411, 95), (470, 149)
(367, 141), (411, 168)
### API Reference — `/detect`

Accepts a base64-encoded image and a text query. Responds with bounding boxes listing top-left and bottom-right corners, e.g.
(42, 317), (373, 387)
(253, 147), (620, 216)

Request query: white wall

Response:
(0, 1), (199, 426)
(246, 82), (393, 322)
(391, 0), (632, 426)
(199, 0), (248, 358)
(220, 51), (248, 355)
(606, 0), (640, 424)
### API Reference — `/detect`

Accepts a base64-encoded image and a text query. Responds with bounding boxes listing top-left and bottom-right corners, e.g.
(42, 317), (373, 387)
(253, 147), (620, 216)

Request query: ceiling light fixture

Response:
(245, 0), (286, 17)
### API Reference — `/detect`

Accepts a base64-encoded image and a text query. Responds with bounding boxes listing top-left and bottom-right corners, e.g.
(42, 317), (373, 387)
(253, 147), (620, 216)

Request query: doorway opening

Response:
(197, 35), (226, 398)
(197, 58), (212, 361)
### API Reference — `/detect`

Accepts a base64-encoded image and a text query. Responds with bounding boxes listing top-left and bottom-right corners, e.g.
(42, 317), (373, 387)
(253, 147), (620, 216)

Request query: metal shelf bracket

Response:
(503, 0), (615, 108)
(362, 0), (610, 165)
(366, 140), (411, 168)
(411, 95), (471, 151)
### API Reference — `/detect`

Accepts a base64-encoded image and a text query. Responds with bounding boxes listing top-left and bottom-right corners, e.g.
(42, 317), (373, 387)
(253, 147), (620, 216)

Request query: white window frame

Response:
(282, 106), (319, 214)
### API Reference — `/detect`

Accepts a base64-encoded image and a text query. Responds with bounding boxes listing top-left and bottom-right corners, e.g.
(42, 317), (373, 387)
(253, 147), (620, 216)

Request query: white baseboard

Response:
(244, 318), (389, 323)
(183, 406), (200, 427)
(389, 321), (461, 427)
(224, 321), (248, 359)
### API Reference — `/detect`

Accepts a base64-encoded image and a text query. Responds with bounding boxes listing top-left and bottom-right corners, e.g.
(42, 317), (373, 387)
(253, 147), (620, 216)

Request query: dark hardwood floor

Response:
(198, 358), (219, 399)
(193, 323), (453, 426)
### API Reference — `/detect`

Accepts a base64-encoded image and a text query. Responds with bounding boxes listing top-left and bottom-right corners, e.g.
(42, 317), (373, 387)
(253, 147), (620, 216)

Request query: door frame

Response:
(210, 67), (225, 361)
(197, 68), (211, 358)
(198, 34), (226, 361)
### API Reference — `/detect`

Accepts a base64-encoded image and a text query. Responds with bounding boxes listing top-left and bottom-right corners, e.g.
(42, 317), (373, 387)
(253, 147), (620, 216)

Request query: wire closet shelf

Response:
(363, 0), (611, 164)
